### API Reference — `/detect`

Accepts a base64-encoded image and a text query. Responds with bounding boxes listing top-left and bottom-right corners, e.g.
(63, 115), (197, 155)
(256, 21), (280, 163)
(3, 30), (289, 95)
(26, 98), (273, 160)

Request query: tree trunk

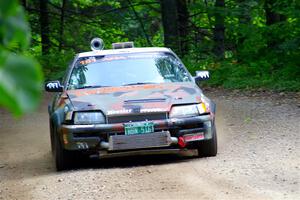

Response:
(236, 0), (251, 60)
(177, 0), (189, 56)
(213, 0), (225, 59)
(264, 0), (286, 25)
(59, 0), (67, 51)
(160, 0), (180, 54)
(39, 0), (50, 55)
(237, 0), (251, 25)
(264, 0), (286, 54)
(237, 0), (251, 46)
(127, 0), (152, 46)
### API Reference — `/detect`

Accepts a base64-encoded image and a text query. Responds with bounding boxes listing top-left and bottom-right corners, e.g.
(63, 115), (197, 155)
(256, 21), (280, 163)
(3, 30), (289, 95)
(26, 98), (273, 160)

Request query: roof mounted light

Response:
(112, 42), (134, 49)
(90, 38), (104, 51)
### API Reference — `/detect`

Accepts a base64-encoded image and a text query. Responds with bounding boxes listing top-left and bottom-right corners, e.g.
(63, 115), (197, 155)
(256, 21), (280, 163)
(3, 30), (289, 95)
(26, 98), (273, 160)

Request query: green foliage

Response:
(182, 0), (300, 92)
(23, 0), (299, 92)
(40, 51), (75, 80)
(0, 0), (43, 116)
(27, 0), (130, 79)
(185, 57), (300, 91)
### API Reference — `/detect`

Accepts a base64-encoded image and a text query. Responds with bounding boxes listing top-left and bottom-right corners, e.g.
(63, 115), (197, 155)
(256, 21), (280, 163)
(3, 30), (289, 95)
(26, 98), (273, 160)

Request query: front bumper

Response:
(60, 114), (213, 151)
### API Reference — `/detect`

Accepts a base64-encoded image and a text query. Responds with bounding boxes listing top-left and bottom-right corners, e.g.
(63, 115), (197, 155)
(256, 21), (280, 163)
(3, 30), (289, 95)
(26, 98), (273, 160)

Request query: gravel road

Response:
(0, 90), (299, 200)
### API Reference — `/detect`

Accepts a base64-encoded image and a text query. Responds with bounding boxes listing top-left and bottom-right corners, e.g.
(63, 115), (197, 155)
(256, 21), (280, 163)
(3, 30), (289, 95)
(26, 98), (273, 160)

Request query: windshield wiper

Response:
(122, 82), (157, 86)
(76, 85), (110, 89)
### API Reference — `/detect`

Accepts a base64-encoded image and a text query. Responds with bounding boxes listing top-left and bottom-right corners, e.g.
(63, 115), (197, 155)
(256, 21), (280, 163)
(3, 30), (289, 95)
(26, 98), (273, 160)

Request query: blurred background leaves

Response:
(0, 0), (43, 116)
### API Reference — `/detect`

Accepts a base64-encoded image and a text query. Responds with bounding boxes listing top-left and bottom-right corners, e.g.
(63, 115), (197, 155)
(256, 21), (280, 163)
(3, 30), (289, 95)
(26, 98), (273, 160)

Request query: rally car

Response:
(45, 38), (217, 171)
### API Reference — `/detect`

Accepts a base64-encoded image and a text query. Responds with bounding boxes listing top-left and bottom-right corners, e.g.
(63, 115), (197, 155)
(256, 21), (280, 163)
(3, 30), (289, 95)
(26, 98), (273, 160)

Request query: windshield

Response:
(67, 52), (191, 89)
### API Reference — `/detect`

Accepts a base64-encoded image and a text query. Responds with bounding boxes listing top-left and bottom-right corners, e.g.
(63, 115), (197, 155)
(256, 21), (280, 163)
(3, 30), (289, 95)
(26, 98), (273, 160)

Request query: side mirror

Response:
(195, 70), (210, 82)
(45, 80), (64, 92)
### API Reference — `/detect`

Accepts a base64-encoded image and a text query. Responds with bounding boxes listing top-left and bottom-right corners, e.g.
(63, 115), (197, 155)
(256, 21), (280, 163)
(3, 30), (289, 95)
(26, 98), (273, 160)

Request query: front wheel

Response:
(197, 125), (217, 157)
(49, 120), (55, 155)
(53, 127), (74, 171)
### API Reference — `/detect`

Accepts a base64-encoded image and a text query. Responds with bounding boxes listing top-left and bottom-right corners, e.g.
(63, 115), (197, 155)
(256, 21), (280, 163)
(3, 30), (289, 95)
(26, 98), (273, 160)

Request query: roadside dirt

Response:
(0, 90), (299, 200)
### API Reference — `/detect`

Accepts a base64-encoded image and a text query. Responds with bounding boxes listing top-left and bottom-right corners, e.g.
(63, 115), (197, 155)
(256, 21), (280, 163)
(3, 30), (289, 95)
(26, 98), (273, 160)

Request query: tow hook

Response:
(178, 137), (186, 148)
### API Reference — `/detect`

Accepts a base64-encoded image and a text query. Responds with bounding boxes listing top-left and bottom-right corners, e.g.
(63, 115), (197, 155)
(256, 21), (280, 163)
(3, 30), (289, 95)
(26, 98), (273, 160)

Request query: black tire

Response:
(197, 124), (217, 157)
(53, 126), (74, 171)
(49, 120), (55, 155)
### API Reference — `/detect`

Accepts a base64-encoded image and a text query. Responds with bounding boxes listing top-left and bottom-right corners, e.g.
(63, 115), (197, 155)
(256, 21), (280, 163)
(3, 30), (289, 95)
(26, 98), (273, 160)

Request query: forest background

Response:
(0, 0), (299, 115)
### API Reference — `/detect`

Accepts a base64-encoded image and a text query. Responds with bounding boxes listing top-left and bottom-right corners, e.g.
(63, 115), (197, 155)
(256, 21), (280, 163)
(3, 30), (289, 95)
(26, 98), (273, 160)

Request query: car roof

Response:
(77, 47), (172, 58)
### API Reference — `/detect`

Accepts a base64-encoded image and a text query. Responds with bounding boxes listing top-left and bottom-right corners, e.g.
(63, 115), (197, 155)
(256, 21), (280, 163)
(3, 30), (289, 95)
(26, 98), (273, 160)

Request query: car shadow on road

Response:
(1, 149), (200, 180)
(70, 150), (198, 171)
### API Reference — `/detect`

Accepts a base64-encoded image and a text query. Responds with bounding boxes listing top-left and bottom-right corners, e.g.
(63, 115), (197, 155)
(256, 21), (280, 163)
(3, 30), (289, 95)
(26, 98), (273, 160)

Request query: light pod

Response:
(90, 38), (104, 51)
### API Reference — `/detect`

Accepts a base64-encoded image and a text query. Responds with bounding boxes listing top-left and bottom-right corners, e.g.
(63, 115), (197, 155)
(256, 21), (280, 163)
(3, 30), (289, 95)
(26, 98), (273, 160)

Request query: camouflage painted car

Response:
(46, 39), (217, 171)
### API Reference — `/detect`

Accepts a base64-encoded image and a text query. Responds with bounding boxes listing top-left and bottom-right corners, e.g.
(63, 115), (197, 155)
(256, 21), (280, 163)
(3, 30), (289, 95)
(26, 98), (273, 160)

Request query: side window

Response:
(155, 53), (190, 82)
(166, 54), (190, 82)
(68, 66), (88, 89)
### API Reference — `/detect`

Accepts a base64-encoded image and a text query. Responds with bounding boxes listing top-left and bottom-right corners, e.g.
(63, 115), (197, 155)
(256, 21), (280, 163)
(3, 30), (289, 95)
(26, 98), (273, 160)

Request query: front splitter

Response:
(97, 148), (197, 159)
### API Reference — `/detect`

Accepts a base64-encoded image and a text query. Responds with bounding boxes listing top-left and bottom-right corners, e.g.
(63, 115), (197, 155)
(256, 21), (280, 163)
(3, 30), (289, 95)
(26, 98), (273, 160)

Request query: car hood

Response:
(66, 82), (203, 116)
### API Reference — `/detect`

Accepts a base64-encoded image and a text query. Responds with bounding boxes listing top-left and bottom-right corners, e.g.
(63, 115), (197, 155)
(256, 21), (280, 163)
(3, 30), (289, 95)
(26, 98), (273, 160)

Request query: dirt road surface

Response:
(0, 90), (299, 200)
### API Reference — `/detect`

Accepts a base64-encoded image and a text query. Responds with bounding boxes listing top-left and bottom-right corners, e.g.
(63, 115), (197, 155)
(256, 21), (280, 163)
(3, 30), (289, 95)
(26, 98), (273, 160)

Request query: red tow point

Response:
(178, 137), (186, 148)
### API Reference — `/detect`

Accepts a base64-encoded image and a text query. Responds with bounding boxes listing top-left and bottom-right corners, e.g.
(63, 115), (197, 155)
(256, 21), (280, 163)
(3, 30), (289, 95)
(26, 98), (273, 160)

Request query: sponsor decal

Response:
(140, 108), (165, 113)
(102, 56), (127, 61)
(79, 57), (96, 65)
(107, 108), (166, 115)
(107, 109), (132, 115)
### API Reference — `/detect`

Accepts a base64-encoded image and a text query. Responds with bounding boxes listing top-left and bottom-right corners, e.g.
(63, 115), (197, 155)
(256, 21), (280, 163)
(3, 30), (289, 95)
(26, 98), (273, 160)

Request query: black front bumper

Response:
(60, 114), (214, 151)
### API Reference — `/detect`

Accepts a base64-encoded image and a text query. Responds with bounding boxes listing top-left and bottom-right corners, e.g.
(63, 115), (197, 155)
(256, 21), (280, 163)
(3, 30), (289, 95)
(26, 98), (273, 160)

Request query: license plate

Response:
(124, 122), (154, 135)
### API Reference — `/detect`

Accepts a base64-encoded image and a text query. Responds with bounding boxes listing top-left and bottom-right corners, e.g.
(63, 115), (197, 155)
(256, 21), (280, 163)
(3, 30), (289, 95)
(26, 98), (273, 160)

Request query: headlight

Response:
(169, 104), (207, 118)
(73, 112), (105, 124)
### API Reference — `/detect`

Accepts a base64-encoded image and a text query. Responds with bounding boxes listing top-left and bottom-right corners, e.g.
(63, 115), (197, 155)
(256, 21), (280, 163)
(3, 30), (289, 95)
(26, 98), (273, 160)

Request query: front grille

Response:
(108, 131), (171, 151)
(107, 113), (167, 124)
